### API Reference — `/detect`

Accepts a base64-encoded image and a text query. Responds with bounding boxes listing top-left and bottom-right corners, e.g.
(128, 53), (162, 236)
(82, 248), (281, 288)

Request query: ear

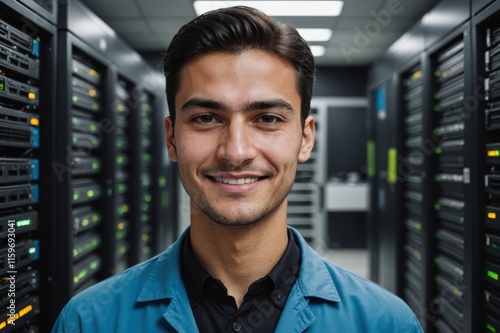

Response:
(298, 115), (315, 162)
(164, 116), (178, 162)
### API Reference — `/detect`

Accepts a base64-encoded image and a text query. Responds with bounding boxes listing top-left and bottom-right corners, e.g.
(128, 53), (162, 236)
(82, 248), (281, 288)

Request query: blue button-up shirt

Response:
(52, 228), (423, 332)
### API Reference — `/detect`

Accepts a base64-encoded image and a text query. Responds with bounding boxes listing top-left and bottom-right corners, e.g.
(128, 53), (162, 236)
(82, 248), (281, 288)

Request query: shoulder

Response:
(307, 257), (423, 332)
(51, 235), (186, 333)
(51, 257), (158, 332)
(291, 229), (422, 332)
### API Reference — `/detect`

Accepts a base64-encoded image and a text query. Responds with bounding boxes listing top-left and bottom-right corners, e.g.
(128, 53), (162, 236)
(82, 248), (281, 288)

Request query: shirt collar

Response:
(180, 229), (301, 309)
(135, 227), (340, 304)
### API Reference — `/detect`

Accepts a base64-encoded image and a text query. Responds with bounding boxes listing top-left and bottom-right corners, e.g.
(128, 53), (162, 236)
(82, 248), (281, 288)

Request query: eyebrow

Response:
(180, 97), (295, 114)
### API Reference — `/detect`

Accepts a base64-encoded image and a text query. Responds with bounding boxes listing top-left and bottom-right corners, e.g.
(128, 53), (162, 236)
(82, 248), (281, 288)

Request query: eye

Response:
(258, 115), (281, 124)
(193, 114), (217, 123)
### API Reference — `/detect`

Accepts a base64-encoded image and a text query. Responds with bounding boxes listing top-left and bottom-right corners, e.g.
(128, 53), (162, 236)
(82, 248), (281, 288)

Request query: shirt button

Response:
(232, 322), (242, 332)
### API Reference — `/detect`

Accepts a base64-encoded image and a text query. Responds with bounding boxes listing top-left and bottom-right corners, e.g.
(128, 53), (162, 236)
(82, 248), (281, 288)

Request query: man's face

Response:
(165, 50), (315, 227)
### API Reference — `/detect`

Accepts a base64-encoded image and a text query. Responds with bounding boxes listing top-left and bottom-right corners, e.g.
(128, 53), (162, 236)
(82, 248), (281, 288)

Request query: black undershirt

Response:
(181, 230), (301, 333)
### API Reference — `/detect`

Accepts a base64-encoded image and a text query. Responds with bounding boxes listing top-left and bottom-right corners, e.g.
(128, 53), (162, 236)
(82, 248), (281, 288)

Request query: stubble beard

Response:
(179, 164), (296, 228)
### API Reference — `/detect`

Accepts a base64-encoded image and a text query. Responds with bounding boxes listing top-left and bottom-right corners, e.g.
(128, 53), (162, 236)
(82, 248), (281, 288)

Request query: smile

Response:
(213, 177), (259, 185)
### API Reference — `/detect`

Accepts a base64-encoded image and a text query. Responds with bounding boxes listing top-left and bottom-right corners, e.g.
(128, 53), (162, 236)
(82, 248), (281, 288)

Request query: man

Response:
(52, 6), (423, 332)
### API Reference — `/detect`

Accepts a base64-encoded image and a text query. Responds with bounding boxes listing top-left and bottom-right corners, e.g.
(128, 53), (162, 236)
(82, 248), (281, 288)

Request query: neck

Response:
(189, 207), (289, 308)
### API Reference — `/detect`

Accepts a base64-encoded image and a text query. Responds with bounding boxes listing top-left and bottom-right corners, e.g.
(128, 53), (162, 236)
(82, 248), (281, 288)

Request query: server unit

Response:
(0, 0), (56, 332)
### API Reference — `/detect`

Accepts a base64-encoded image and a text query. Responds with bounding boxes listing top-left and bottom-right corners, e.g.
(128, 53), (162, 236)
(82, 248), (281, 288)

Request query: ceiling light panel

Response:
(193, 1), (344, 16)
(297, 28), (333, 41)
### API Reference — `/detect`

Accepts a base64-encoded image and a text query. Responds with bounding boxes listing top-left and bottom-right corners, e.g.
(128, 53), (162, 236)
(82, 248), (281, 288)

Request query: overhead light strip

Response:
(309, 45), (325, 57)
(297, 28), (333, 42)
(193, 1), (344, 17)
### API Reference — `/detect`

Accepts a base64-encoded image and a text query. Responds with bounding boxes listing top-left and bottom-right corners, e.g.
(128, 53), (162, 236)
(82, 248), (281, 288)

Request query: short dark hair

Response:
(163, 6), (315, 127)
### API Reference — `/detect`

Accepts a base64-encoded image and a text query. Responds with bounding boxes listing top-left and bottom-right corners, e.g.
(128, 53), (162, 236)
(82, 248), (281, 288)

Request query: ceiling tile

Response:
(273, 16), (338, 29)
(335, 17), (417, 32)
(329, 30), (404, 47)
(104, 18), (150, 33)
(148, 18), (192, 34)
(122, 32), (160, 50)
(340, 0), (385, 17)
(379, 0), (439, 18)
(135, 0), (196, 16)
(81, 0), (140, 18)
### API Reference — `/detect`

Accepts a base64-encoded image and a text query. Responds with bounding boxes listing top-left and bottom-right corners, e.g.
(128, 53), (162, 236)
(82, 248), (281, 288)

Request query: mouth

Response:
(213, 177), (260, 185)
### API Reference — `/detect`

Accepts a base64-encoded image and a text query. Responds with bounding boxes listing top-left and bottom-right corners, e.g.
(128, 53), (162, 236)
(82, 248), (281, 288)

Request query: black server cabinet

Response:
(425, 24), (480, 333)
(0, 0), (56, 332)
(367, 79), (402, 294)
(396, 57), (436, 330)
(110, 74), (134, 272)
(51, 31), (113, 311)
(474, 2), (500, 332)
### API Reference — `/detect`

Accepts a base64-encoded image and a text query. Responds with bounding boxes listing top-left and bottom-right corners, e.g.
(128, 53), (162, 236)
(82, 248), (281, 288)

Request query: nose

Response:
(216, 117), (257, 166)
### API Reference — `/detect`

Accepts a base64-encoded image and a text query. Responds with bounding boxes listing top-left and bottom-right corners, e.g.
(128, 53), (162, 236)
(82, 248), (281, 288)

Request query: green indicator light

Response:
(87, 190), (95, 198)
(78, 269), (88, 280)
(92, 162), (100, 170)
(487, 270), (499, 281)
(72, 95), (78, 102)
(73, 193), (79, 201)
(119, 184), (126, 192)
(159, 176), (167, 187)
(145, 194), (152, 202)
(17, 219), (31, 227)
(0, 78), (4, 91)
(434, 70), (441, 77)
(486, 324), (496, 333)
(434, 204), (441, 211)
(492, 242), (499, 249)
(142, 233), (150, 241)
(92, 138), (98, 145)
(435, 147), (442, 154)
(142, 103), (150, 111)
(434, 105), (441, 112)
(28, 247), (36, 254)
(141, 214), (148, 222)
(117, 156), (124, 164)
(141, 203), (148, 211)
(144, 154), (151, 161)
(90, 261), (99, 270)
(72, 137), (78, 144)
(82, 219), (89, 227)
(434, 93), (441, 99)
(93, 214), (101, 222)
(119, 246), (127, 254)
(72, 117), (78, 125)
(93, 103), (99, 110)
(90, 124), (97, 131)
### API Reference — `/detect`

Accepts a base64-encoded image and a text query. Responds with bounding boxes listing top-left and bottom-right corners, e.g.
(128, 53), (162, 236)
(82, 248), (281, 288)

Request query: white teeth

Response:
(215, 177), (258, 184)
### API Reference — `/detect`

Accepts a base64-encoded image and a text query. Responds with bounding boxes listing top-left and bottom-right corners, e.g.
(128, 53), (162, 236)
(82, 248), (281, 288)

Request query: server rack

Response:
(397, 59), (436, 329)
(474, 3), (500, 331)
(0, 0), (56, 332)
(111, 75), (133, 272)
(142, 92), (158, 261)
(427, 27), (471, 333)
